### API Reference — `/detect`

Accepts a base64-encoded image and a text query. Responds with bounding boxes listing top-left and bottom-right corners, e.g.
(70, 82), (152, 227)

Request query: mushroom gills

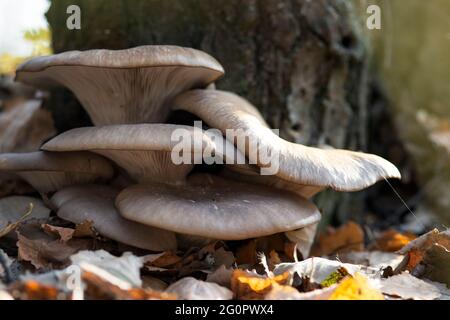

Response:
(0, 151), (114, 193)
(51, 185), (177, 251)
(42, 124), (232, 184)
(173, 89), (401, 192)
(15, 45), (224, 125)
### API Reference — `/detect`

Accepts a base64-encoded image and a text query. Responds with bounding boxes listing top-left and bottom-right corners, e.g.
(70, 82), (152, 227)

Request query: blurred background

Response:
(1, 0), (449, 233)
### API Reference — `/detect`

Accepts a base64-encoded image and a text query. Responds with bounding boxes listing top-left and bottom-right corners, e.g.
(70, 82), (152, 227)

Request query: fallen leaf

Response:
(17, 222), (91, 269)
(371, 229), (416, 252)
(422, 244), (450, 287)
(320, 267), (350, 287)
(329, 273), (384, 300)
(267, 284), (337, 300)
(231, 269), (289, 300)
(80, 264), (175, 300)
(397, 228), (450, 270)
(377, 273), (441, 300)
(166, 277), (232, 300)
(311, 221), (364, 256)
(0, 196), (50, 238)
(273, 257), (361, 285)
(73, 220), (97, 238)
(146, 251), (182, 269)
(424, 279), (450, 300)
(70, 250), (143, 288)
(338, 251), (405, 270)
(42, 224), (74, 242)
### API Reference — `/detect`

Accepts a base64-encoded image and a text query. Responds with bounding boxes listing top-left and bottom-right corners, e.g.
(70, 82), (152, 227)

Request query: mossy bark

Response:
(45, 0), (405, 226)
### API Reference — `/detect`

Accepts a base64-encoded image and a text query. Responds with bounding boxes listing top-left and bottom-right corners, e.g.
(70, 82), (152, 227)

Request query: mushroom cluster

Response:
(4, 45), (401, 253)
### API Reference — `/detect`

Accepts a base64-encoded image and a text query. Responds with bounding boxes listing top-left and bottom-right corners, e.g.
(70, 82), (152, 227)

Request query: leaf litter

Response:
(0, 194), (450, 300)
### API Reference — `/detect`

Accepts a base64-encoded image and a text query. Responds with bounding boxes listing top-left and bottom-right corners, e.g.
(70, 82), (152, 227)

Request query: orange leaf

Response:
(373, 230), (416, 252)
(231, 269), (289, 300)
(311, 221), (364, 256)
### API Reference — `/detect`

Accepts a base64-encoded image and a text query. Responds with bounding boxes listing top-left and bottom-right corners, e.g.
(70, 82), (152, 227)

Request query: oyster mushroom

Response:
(0, 151), (114, 193)
(115, 173), (321, 240)
(173, 89), (401, 192)
(15, 46), (224, 125)
(51, 185), (177, 251)
(41, 123), (239, 184)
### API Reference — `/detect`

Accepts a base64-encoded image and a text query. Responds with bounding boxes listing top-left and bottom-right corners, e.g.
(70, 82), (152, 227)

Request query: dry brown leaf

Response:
(231, 269), (290, 300)
(42, 224), (74, 242)
(16, 222), (92, 269)
(149, 251), (182, 268)
(328, 273), (384, 300)
(73, 220), (97, 238)
(372, 229), (416, 252)
(311, 221), (364, 256)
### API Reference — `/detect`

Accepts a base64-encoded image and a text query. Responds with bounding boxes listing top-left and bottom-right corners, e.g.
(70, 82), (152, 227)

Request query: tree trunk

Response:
(45, 0), (405, 226)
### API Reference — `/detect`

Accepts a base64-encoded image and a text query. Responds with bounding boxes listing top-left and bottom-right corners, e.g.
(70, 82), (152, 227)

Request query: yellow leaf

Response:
(329, 273), (384, 300)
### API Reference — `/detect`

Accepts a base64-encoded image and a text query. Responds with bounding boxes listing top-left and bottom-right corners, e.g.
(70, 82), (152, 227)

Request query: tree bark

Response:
(45, 0), (405, 226)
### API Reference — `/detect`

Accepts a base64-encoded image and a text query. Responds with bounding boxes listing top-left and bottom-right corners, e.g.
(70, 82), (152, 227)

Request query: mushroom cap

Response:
(15, 45), (224, 125)
(173, 89), (401, 192)
(0, 151), (114, 193)
(51, 185), (177, 251)
(115, 174), (321, 240)
(42, 124), (229, 184)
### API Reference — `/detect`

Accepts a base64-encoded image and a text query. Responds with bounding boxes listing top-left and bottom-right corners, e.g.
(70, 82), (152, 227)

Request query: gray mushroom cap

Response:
(51, 185), (177, 251)
(0, 151), (114, 193)
(42, 123), (236, 184)
(173, 89), (401, 192)
(15, 45), (224, 125)
(115, 174), (321, 240)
